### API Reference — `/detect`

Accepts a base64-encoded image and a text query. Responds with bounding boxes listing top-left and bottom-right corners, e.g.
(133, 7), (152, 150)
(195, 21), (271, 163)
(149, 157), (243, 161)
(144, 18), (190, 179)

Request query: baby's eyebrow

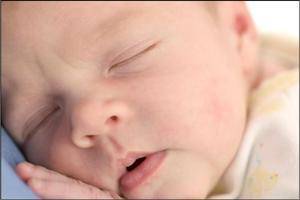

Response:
(92, 10), (137, 36)
(89, 3), (155, 36)
(73, 8), (161, 64)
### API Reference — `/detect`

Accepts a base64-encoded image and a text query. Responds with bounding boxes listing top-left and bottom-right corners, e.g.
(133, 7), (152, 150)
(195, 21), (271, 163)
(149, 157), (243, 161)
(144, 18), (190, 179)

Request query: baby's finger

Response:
(16, 162), (68, 182)
(28, 178), (115, 199)
(15, 162), (33, 181)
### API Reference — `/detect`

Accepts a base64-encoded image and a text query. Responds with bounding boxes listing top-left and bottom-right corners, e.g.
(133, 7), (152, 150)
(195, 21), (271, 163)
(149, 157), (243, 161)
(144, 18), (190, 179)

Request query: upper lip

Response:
(118, 152), (150, 169)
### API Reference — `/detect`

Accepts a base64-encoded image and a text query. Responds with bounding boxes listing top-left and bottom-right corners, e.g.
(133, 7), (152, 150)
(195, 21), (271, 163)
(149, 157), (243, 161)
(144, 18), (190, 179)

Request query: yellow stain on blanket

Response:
(243, 166), (279, 197)
(250, 68), (299, 104)
(255, 99), (284, 116)
(249, 68), (298, 117)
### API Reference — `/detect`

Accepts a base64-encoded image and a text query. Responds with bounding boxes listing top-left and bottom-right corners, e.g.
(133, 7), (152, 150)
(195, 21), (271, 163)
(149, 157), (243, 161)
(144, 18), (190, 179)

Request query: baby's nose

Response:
(70, 99), (132, 148)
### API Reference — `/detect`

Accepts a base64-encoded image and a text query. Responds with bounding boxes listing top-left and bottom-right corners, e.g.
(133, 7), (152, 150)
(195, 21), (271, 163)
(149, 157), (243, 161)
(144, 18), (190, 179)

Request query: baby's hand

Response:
(16, 162), (122, 199)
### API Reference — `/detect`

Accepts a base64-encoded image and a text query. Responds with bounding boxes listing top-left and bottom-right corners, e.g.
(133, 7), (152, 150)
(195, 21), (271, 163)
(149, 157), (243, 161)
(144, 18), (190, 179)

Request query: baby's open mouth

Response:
(120, 150), (167, 191)
(126, 156), (147, 172)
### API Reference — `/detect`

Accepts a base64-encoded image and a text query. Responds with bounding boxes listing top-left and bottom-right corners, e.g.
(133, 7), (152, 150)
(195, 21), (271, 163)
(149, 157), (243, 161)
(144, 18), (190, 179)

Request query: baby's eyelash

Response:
(23, 106), (60, 143)
(110, 42), (159, 70)
(107, 41), (160, 76)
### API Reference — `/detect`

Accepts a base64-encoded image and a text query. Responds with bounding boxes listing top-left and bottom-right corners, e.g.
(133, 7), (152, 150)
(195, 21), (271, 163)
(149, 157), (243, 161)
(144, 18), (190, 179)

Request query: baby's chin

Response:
(120, 149), (217, 199)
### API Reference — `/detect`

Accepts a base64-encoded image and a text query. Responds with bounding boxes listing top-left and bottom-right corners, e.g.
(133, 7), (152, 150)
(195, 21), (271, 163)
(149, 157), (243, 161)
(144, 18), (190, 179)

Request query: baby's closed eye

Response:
(108, 39), (161, 76)
(22, 105), (61, 148)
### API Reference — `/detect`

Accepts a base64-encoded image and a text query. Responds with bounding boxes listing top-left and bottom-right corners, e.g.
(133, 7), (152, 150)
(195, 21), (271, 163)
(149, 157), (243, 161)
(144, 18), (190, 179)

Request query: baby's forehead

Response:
(4, 2), (204, 28)
(5, 2), (176, 24)
(3, 2), (205, 63)
(2, 2), (159, 63)
(4, 2), (147, 28)
(3, 2), (178, 50)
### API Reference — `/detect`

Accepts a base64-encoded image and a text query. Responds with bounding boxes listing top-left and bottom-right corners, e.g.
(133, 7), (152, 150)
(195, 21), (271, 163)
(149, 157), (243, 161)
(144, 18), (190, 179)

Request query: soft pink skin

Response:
(2, 2), (260, 199)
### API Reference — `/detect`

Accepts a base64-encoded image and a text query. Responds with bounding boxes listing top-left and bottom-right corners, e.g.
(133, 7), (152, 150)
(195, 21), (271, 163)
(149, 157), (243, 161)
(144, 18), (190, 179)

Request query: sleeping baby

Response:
(2, 1), (298, 199)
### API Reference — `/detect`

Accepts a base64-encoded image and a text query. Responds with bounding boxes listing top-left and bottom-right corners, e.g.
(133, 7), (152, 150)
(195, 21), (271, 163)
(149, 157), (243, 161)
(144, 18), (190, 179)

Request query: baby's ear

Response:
(215, 1), (259, 89)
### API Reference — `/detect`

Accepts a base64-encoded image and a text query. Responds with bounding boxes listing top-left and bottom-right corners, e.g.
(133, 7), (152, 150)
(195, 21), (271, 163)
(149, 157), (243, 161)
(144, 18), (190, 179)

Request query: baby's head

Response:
(2, 2), (259, 198)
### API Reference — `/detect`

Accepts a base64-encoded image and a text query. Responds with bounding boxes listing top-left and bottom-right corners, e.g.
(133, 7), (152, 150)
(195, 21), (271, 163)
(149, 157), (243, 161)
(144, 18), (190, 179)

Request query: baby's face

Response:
(2, 2), (249, 198)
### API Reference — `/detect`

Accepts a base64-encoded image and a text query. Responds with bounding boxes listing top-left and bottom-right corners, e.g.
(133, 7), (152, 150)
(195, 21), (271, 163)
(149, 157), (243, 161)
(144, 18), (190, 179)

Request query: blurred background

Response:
(247, 1), (299, 40)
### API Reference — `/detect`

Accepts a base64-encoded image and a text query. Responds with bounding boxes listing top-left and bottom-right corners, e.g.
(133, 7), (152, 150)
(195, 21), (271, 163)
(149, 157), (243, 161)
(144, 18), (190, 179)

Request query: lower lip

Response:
(120, 150), (166, 191)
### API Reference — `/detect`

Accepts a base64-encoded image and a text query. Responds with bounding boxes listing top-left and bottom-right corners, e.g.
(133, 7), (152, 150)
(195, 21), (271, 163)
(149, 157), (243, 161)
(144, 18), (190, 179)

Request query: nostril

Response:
(111, 115), (118, 122)
(87, 135), (94, 139)
(106, 115), (119, 125)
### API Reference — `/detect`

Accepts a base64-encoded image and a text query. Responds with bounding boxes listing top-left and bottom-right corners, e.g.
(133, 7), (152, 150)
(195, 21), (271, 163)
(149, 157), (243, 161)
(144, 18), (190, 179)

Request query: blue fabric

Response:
(1, 128), (38, 199)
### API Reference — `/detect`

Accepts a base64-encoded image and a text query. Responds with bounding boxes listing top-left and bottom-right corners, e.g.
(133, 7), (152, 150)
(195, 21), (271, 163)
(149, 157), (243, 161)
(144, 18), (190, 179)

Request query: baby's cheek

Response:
(25, 128), (79, 178)
(205, 89), (247, 168)
(46, 142), (76, 172)
(210, 98), (227, 122)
